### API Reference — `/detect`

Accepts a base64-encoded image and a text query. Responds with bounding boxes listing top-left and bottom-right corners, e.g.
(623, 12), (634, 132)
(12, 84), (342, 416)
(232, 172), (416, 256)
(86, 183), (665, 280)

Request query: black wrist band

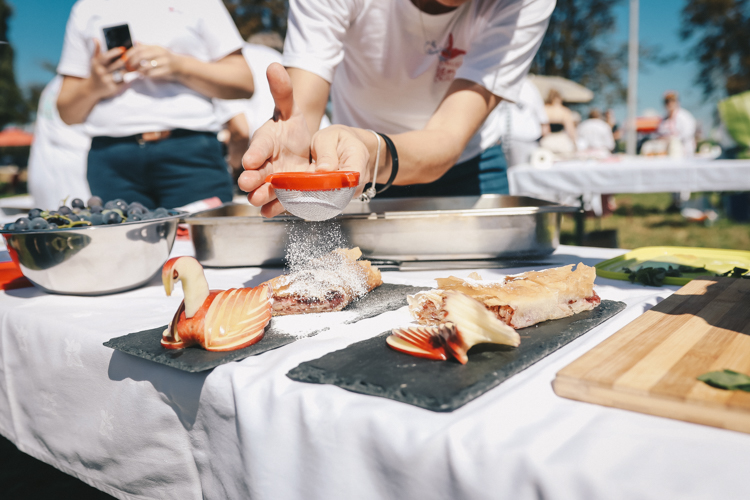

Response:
(376, 132), (398, 194)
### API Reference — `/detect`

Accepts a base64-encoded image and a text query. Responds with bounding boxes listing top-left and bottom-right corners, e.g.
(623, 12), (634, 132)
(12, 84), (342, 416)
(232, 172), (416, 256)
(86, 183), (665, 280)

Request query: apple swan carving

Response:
(161, 257), (273, 351)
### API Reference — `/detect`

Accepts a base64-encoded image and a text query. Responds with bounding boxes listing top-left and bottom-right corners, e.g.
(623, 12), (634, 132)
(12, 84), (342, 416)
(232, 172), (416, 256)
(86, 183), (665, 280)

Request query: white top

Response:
(27, 76), (92, 210)
(2, 241), (750, 500)
(284, 0), (554, 163)
(657, 107), (697, 157)
(576, 118), (615, 152)
(57, 0), (244, 137)
(498, 77), (549, 142)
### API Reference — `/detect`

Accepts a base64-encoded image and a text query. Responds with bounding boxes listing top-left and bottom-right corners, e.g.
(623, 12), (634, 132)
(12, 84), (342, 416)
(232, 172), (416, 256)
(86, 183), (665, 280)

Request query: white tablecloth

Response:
(1, 242), (749, 500)
(508, 157), (750, 201)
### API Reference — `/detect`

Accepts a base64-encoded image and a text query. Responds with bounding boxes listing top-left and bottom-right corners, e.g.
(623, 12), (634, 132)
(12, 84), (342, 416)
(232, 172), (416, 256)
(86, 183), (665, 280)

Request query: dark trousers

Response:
(87, 130), (234, 209)
(377, 143), (509, 198)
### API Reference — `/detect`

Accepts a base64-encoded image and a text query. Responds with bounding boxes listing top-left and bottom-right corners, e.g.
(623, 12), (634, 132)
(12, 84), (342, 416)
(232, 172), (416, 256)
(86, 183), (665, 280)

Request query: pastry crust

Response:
(408, 263), (600, 329)
(267, 247), (383, 316)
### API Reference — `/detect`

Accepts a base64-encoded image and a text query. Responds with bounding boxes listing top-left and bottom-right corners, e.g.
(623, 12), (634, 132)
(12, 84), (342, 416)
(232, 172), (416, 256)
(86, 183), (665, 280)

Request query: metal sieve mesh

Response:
(275, 186), (357, 221)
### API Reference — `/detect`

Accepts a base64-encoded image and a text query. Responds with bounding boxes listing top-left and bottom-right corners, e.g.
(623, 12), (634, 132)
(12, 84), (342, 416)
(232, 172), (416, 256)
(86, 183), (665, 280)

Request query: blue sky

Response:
(7, 0), (716, 132)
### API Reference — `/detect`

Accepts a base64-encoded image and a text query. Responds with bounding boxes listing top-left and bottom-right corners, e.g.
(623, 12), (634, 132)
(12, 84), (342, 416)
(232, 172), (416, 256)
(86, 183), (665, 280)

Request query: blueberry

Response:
(129, 213), (143, 222)
(71, 198), (85, 209)
(104, 211), (122, 224)
(153, 207), (169, 218)
(127, 205), (146, 216)
(104, 200), (118, 210)
(90, 213), (104, 226)
(28, 208), (43, 219)
(29, 217), (49, 230)
(114, 200), (129, 212)
(90, 205), (103, 214)
(87, 196), (103, 208)
(68, 214), (80, 222)
(48, 223), (58, 230)
(58, 206), (73, 215)
(13, 218), (30, 231)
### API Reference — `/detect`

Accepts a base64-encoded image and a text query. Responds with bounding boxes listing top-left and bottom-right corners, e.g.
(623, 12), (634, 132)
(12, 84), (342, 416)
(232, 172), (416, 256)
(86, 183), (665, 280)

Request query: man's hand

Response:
(124, 44), (185, 81)
(238, 63), (313, 217)
(90, 39), (127, 99)
(310, 125), (372, 197)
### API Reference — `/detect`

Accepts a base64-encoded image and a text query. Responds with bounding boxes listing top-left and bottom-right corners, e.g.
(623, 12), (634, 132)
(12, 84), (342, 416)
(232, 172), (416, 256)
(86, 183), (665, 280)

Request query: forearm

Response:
(57, 77), (105, 125)
(352, 129), (461, 186)
(175, 53), (254, 99)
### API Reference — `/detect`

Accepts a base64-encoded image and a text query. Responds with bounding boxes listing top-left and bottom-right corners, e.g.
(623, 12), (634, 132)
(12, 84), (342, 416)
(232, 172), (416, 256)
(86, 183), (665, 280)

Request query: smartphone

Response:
(103, 24), (133, 51)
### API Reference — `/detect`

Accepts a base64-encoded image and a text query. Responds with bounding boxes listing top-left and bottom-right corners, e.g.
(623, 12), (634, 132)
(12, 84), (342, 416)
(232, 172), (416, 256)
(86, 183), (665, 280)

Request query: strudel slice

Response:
(408, 263), (600, 329)
(267, 247), (382, 316)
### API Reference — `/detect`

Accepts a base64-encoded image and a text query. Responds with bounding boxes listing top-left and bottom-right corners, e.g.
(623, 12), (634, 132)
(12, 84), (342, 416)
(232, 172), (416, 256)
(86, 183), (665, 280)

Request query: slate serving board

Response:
(287, 300), (626, 412)
(104, 283), (428, 373)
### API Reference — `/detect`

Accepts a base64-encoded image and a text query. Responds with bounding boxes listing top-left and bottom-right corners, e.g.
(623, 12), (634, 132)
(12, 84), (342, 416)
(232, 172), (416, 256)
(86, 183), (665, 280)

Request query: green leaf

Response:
(697, 370), (750, 392)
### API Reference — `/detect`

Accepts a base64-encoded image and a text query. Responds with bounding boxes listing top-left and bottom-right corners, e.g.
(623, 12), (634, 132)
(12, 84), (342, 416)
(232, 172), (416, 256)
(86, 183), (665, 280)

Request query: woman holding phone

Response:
(240, 0), (554, 217)
(56, 0), (254, 209)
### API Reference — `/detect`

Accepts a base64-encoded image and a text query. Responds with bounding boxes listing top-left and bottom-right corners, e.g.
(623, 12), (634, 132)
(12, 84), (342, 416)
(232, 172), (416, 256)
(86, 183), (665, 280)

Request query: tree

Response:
(680, 0), (750, 99)
(223, 0), (288, 41)
(0, 0), (28, 128)
(531, 0), (626, 106)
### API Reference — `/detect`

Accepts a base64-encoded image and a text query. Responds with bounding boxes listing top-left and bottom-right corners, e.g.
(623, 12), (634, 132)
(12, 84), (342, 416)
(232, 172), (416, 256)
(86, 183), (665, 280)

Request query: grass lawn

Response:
(561, 193), (750, 250)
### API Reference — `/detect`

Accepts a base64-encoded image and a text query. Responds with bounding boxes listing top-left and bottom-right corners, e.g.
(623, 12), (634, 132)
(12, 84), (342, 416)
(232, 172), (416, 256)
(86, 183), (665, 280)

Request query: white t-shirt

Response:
(284, 0), (554, 163)
(57, 0), (243, 137)
(28, 76), (92, 210)
(498, 77), (548, 142)
(577, 118), (615, 152)
(657, 107), (697, 156)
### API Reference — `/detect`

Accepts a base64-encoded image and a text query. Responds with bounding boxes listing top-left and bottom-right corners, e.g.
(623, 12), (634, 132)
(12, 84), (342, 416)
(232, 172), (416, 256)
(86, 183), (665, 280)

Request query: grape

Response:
(153, 207), (169, 218)
(29, 217), (49, 230)
(104, 200), (118, 210)
(68, 214), (80, 222)
(58, 206), (73, 215)
(71, 198), (85, 209)
(78, 214), (91, 222)
(130, 213), (143, 221)
(13, 218), (30, 231)
(3, 223), (14, 230)
(104, 211), (122, 224)
(127, 205), (146, 217)
(90, 213), (104, 226)
(48, 210), (60, 217)
(90, 205), (103, 214)
(28, 208), (43, 219)
(48, 223), (58, 230)
(87, 196), (103, 208)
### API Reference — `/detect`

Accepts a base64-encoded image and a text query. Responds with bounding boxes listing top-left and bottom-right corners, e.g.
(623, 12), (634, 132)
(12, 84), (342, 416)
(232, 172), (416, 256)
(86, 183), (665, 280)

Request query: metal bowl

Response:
(1, 214), (183, 295)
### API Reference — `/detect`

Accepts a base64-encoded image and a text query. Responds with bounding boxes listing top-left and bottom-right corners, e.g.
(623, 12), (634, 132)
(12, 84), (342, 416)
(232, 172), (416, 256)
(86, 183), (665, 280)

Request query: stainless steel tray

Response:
(184, 195), (578, 267)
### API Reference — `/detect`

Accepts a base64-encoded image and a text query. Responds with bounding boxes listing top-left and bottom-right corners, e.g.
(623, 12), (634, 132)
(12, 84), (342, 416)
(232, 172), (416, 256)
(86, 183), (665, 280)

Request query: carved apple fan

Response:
(160, 256), (273, 352)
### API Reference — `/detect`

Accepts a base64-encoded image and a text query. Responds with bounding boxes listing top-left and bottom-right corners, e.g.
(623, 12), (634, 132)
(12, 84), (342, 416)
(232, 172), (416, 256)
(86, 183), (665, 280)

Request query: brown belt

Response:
(137, 130), (171, 145)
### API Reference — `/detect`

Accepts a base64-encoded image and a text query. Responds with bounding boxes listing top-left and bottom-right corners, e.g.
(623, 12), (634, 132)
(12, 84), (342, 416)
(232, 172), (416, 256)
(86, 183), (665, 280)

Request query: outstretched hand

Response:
(238, 63), (313, 217)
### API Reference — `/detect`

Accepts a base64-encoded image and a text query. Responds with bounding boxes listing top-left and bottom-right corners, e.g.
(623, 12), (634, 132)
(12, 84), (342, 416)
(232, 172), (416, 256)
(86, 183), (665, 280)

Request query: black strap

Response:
(376, 132), (399, 194)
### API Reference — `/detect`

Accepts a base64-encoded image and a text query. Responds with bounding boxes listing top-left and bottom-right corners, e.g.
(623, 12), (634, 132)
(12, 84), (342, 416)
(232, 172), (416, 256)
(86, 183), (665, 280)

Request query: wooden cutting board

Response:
(553, 277), (750, 433)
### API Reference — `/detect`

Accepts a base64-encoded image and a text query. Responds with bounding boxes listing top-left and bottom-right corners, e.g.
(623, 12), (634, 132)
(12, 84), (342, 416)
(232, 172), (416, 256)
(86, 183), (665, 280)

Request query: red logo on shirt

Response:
(435, 34), (466, 82)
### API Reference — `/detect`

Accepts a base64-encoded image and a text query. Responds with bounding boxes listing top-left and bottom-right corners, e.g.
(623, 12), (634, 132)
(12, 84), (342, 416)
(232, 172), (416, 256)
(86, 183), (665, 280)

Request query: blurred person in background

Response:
(240, 0), (555, 214)
(28, 75), (91, 210)
(56, 0), (254, 209)
(606, 108), (622, 142)
(657, 90), (697, 157)
(540, 88), (577, 154)
(498, 76), (549, 167)
(577, 108), (615, 153)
